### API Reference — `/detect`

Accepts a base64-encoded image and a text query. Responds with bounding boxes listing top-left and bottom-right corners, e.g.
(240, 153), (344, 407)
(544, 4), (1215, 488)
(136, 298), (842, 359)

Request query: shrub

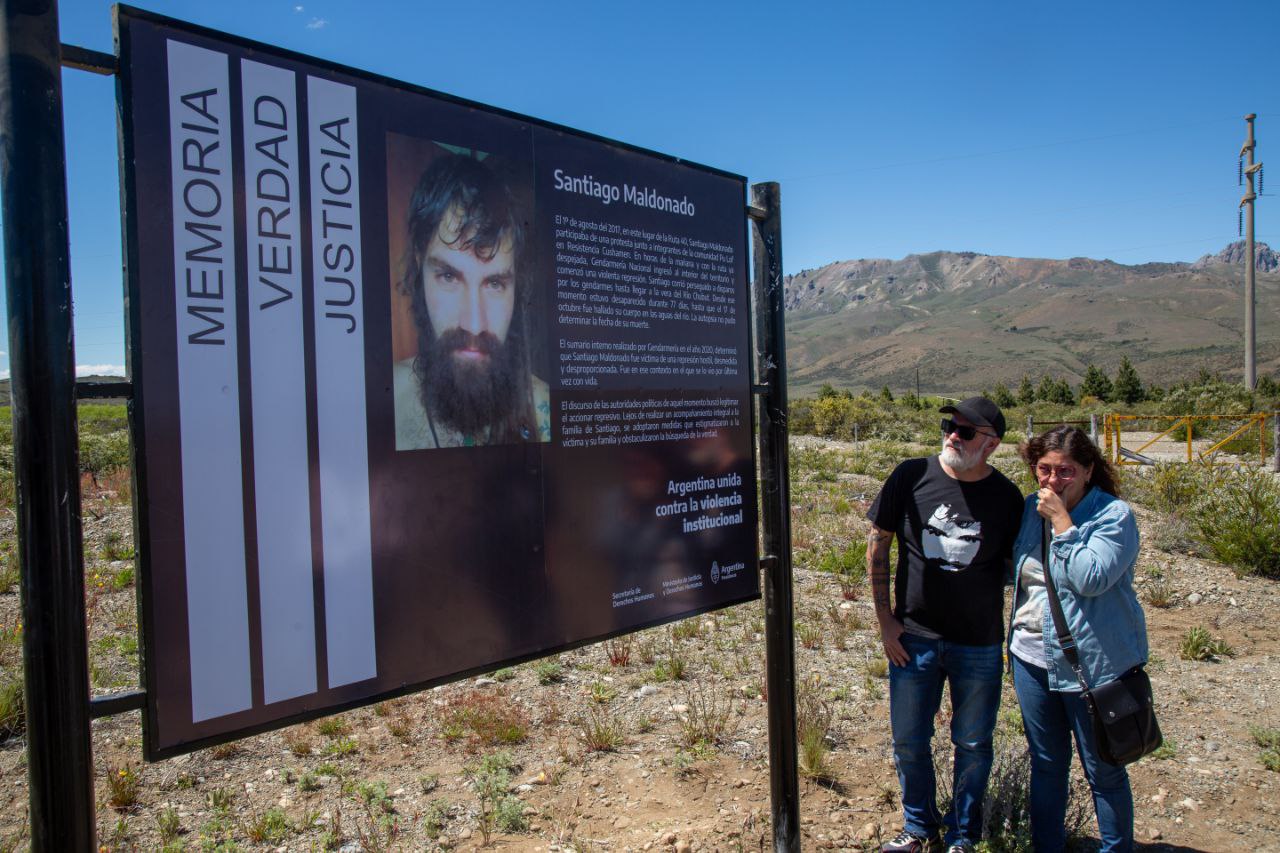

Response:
(101, 530), (135, 562)
(79, 431), (131, 485)
(439, 690), (529, 747)
(577, 704), (626, 752)
(1149, 463), (1212, 515)
(316, 716), (351, 738)
(0, 547), (18, 594)
(652, 639), (688, 682)
(1178, 626), (1234, 661)
(1143, 578), (1174, 609)
(1250, 726), (1280, 772)
(492, 794), (528, 833)
(465, 752), (523, 845)
(1148, 513), (1197, 555)
(246, 807), (292, 844)
(1192, 467), (1280, 579)
(604, 635), (633, 667)
(156, 805), (181, 843)
(588, 681), (616, 704)
(979, 729), (1092, 850)
(423, 797), (451, 839)
(795, 620), (822, 650)
(795, 677), (833, 782)
(534, 659), (563, 685)
(105, 764), (141, 812)
(0, 674), (24, 742)
(816, 546), (867, 600)
(677, 681), (736, 748)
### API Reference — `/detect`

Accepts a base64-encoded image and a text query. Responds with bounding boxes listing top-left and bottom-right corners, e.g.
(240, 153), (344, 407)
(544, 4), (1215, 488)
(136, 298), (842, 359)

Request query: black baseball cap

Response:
(940, 396), (1007, 439)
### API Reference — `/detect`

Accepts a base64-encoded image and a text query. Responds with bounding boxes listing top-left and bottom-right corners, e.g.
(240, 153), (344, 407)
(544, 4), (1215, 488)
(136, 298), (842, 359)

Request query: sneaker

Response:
(881, 830), (941, 853)
(944, 842), (975, 853)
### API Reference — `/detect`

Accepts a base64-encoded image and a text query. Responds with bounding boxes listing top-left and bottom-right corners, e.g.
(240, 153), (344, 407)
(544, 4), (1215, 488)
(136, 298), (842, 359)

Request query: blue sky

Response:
(4, 0), (1278, 377)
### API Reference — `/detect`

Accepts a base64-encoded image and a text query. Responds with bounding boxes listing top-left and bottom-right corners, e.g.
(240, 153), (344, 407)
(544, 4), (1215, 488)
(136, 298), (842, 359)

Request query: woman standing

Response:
(1008, 426), (1145, 852)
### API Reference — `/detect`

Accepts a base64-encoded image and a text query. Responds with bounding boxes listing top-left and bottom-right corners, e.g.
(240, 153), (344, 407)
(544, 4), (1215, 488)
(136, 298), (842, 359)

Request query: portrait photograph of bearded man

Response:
(389, 143), (550, 450)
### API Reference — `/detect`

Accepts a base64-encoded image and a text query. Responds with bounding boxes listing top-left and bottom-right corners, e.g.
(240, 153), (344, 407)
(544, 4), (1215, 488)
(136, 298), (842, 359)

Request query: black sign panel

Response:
(118, 6), (757, 758)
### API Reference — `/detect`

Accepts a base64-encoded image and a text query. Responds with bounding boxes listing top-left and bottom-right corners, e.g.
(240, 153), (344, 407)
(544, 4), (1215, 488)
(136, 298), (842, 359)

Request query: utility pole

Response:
(1240, 114), (1262, 389)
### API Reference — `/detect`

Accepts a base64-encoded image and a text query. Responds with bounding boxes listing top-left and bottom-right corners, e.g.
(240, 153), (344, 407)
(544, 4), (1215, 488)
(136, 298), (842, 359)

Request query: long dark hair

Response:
(398, 152), (536, 442)
(1020, 425), (1121, 497)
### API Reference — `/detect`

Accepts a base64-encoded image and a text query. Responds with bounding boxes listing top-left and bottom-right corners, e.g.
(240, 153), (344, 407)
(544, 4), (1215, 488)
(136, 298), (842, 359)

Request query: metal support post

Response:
(1026, 414), (1034, 440)
(1090, 413), (1099, 446)
(1240, 114), (1261, 390)
(750, 183), (799, 852)
(1273, 413), (1279, 474)
(0, 0), (96, 849)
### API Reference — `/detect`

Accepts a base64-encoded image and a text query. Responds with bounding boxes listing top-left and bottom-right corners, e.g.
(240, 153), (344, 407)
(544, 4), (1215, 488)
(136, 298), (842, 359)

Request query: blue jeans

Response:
(1012, 654), (1134, 853)
(889, 634), (1003, 845)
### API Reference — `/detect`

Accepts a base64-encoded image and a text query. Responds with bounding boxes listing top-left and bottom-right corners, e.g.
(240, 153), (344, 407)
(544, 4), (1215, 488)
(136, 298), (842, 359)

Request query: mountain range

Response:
(783, 241), (1280, 397)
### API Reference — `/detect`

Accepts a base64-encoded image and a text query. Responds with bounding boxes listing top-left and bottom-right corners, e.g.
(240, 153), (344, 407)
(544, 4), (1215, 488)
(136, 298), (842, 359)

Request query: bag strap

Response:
(1041, 518), (1093, 692)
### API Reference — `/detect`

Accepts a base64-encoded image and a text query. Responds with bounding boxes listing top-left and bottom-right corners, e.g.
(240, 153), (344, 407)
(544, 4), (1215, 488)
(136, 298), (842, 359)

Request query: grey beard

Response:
(940, 442), (981, 472)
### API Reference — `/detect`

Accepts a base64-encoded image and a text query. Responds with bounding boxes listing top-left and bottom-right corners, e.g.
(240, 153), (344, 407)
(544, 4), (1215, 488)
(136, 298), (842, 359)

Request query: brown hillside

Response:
(784, 243), (1280, 396)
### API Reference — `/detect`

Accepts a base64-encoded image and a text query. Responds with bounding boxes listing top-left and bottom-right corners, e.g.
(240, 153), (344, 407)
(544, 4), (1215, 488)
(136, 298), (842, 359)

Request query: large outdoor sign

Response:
(117, 6), (758, 757)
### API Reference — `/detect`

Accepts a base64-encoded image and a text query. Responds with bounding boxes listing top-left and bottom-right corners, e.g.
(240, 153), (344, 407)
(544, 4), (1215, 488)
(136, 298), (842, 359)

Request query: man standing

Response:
(868, 397), (1024, 853)
(393, 152), (550, 449)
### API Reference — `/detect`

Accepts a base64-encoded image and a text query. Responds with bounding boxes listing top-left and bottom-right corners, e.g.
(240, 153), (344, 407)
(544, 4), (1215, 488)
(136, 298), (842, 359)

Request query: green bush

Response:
(0, 675), (24, 741)
(79, 431), (130, 483)
(1148, 463), (1212, 515)
(1192, 467), (1280, 579)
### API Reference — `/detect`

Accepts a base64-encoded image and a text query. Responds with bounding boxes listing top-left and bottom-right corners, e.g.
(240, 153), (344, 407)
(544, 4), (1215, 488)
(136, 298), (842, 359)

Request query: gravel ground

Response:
(0, 445), (1277, 851)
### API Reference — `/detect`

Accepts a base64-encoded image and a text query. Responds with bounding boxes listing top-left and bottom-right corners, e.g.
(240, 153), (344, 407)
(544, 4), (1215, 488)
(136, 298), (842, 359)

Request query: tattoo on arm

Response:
(866, 525), (894, 611)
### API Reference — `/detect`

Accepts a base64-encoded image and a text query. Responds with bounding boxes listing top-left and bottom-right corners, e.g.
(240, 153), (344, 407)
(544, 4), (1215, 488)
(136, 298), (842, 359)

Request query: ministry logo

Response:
(710, 561), (720, 584)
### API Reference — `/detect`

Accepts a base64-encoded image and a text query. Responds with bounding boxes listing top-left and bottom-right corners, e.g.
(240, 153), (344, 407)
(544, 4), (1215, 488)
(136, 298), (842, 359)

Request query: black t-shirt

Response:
(867, 456), (1024, 645)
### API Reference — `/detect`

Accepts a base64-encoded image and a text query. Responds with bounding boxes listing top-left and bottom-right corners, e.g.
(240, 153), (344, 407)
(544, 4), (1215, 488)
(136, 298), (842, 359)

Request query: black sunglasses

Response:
(941, 418), (996, 441)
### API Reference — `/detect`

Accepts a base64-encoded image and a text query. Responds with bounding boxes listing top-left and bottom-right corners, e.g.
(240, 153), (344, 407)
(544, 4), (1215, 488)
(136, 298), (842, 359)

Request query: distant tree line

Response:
(792, 365), (1280, 444)
(985, 356), (1151, 408)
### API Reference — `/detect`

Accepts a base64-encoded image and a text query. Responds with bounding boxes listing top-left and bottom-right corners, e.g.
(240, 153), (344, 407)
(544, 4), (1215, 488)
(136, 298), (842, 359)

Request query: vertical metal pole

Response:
(1273, 412), (1279, 473)
(1186, 418), (1193, 462)
(750, 182), (799, 853)
(0, 1), (96, 849)
(1026, 414), (1034, 440)
(1090, 413), (1099, 446)
(1242, 114), (1258, 390)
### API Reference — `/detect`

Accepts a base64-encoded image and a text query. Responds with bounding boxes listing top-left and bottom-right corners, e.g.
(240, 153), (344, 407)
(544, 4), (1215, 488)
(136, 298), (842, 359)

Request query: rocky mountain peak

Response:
(1191, 240), (1278, 272)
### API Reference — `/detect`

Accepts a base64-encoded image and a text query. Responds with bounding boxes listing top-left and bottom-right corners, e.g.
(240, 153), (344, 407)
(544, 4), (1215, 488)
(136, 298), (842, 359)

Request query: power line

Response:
(780, 115), (1238, 183)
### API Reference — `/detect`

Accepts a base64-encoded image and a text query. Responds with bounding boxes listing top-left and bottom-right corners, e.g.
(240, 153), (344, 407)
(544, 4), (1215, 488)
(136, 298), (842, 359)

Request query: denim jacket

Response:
(1008, 486), (1147, 692)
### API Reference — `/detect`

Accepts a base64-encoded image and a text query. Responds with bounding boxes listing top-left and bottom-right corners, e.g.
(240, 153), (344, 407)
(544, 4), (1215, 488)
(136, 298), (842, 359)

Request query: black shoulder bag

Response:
(1042, 521), (1162, 766)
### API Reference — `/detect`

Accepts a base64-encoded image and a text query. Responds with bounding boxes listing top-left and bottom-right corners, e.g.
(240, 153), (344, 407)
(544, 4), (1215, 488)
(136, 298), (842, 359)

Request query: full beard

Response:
(416, 327), (522, 439)
(939, 440), (982, 473)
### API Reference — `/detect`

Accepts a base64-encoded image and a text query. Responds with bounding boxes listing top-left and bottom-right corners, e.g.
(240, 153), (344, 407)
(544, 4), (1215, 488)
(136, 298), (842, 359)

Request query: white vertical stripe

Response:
(241, 60), (317, 704)
(306, 76), (377, 686)
(167, 40), (251, 721)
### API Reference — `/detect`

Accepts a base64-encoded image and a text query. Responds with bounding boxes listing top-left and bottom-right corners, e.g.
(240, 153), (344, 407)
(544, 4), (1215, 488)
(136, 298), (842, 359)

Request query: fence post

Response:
(1026, 414), (1034, 439)
(1273, 412), (1279, 473)
(1090, 413), (1098, 446)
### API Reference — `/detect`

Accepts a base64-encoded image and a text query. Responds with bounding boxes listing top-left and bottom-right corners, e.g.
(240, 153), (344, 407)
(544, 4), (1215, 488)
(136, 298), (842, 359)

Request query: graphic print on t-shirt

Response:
(921, 503), (982, 572)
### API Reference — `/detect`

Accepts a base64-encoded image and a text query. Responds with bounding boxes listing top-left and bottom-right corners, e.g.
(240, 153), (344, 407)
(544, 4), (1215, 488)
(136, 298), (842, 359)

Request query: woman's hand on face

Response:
(1036, 487), (1073, 533)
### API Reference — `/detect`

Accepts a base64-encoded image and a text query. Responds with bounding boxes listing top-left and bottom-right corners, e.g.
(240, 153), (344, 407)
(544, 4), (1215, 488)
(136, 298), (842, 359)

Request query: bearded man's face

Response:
(415, 206), (520, 436)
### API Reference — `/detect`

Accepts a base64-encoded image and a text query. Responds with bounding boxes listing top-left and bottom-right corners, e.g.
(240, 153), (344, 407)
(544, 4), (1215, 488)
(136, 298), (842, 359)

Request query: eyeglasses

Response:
(941, 418), (996, 441)
(1035, 464), (1079, 481)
